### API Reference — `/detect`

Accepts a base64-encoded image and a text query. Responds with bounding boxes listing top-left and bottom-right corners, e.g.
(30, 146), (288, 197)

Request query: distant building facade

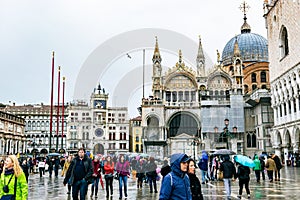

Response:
(264, 0), (300, 162)
(67, 85), (129, 155)
(0, 110), (26, 156)
(1, 104), (68, 155)
(129, 116), (143, 153)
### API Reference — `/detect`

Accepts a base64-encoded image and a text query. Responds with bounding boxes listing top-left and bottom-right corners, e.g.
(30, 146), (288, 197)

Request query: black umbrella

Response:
(212, 149), (236, 156)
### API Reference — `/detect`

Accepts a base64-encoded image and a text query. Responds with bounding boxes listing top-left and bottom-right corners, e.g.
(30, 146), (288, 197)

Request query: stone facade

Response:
(1, 104), (68, 155)
(129, 116), (143, 153)
(0, 110), (26, 156)
(67, 85), (129, 156)
(264, 0), (300, 163)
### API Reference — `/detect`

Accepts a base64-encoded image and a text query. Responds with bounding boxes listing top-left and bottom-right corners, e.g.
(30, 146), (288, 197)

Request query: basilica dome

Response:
(221, 19), (268, 66)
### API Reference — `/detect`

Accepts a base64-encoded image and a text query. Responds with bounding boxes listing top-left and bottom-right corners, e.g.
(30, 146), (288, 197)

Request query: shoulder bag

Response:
(1, 176), (17, 200)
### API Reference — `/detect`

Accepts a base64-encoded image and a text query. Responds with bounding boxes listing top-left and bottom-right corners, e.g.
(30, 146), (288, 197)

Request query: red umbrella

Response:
(100, 175), (104, 189)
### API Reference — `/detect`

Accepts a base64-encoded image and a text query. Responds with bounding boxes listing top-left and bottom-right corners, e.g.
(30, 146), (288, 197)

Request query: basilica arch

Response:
(167, 111), (200, 138)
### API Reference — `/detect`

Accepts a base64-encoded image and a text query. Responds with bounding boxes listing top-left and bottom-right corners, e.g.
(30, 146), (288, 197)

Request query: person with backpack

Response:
(198, 151), (209, 184)
(259, 156), (265, 181)
(159, 153), (192, 200)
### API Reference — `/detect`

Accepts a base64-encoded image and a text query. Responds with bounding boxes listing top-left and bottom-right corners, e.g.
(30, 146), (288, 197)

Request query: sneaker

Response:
(66, 191), (70, 194)
(248, 194), (251, 199)
(237, 195), (241, 199)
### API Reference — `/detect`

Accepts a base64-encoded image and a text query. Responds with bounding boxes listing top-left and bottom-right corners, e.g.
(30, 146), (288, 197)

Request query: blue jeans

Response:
(118, 175), (128, 198)
(72, 179), (88, 200)
(200, 170), (208, 183)
(91, 177), (100, 196)
(223, 178), (232, 198)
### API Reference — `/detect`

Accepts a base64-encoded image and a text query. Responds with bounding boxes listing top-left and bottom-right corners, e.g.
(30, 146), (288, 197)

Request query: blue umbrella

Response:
(48, 152), (60, 157)
(234, 155), (255, 168)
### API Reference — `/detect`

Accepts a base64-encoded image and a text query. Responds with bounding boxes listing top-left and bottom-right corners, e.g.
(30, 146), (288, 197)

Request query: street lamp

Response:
(222, 119), (236, 149)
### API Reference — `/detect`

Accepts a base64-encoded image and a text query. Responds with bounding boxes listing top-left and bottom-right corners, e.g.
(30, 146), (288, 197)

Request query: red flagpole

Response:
(61, 77), (65, 151)
(56, 66), (61, 152)
(49, 51), (55, 152)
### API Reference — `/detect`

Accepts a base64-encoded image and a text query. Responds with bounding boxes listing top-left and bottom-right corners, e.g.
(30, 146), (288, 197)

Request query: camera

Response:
(3, 185), (9, 193)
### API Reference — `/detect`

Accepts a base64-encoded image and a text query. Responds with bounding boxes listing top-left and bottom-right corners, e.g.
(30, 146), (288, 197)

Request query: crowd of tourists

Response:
(0, 148), (285, 200)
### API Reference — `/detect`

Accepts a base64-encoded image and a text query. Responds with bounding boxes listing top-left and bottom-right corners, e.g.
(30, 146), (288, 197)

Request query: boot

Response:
(67, 185), (71, 194)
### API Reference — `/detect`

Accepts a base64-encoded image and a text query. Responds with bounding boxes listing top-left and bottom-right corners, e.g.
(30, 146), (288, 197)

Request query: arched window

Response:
(251, 134), (257, 148)
(251, 73), (257, 83)
(280, 26), (289, 59)
(244, 85), (249, 94)
(252, 84), (257, 91)
(261, 71), (266, 83)
(247, 133), (251, 147)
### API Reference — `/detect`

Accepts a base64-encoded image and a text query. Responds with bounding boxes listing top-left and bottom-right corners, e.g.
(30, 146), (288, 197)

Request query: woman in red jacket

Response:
(104, 156), (114, 198)
(90, 156), (101, 198)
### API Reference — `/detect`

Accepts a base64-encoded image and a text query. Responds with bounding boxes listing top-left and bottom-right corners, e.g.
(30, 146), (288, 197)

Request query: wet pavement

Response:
(28, 166), (300, 199)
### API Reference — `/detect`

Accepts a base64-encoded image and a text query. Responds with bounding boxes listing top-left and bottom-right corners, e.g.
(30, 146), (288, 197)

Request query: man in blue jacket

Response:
(159, 153), (192, 200)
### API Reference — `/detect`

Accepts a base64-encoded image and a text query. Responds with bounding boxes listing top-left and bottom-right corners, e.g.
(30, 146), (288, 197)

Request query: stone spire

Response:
(196, 35), (205, 76)
(152, 36), (162, 63)
(239, 1), (251, 34)
(233, 36), (240, 57)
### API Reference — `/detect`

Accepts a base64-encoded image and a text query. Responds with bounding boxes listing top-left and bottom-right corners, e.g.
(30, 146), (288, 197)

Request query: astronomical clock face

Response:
(95, 128), (104, 137)
(93, 100), (106, 109)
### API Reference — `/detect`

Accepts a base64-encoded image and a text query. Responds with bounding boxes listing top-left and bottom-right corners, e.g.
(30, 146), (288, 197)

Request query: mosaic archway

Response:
(93, 143), (104, 155)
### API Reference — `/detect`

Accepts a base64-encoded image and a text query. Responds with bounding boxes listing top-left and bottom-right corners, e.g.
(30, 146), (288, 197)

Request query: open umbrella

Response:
(48, 152), (60, 157)
(212, 149), (236, 156)
(139, 153), (149, 158)
(234, 155), (255, 168)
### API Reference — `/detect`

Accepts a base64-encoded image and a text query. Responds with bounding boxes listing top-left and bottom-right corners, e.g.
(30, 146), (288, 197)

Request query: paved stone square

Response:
(28, 166), (300, 199)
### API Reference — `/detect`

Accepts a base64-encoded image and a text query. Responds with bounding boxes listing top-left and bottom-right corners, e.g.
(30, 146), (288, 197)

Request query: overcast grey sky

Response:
(0, 0), (266, 117)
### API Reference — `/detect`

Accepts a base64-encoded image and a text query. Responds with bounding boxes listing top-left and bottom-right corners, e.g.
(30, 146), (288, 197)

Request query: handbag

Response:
(113, 172), (119, 180)
(105, 173), (114, 179)
(1, 176), (17, 200)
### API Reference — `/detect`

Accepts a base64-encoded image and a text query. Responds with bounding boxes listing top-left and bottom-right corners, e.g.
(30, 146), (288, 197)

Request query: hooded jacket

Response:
(253, 155), (261, 171)
(159, 153), (192, 200)
(220, 155), (236, 179)
(198, 152), (208, 171)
